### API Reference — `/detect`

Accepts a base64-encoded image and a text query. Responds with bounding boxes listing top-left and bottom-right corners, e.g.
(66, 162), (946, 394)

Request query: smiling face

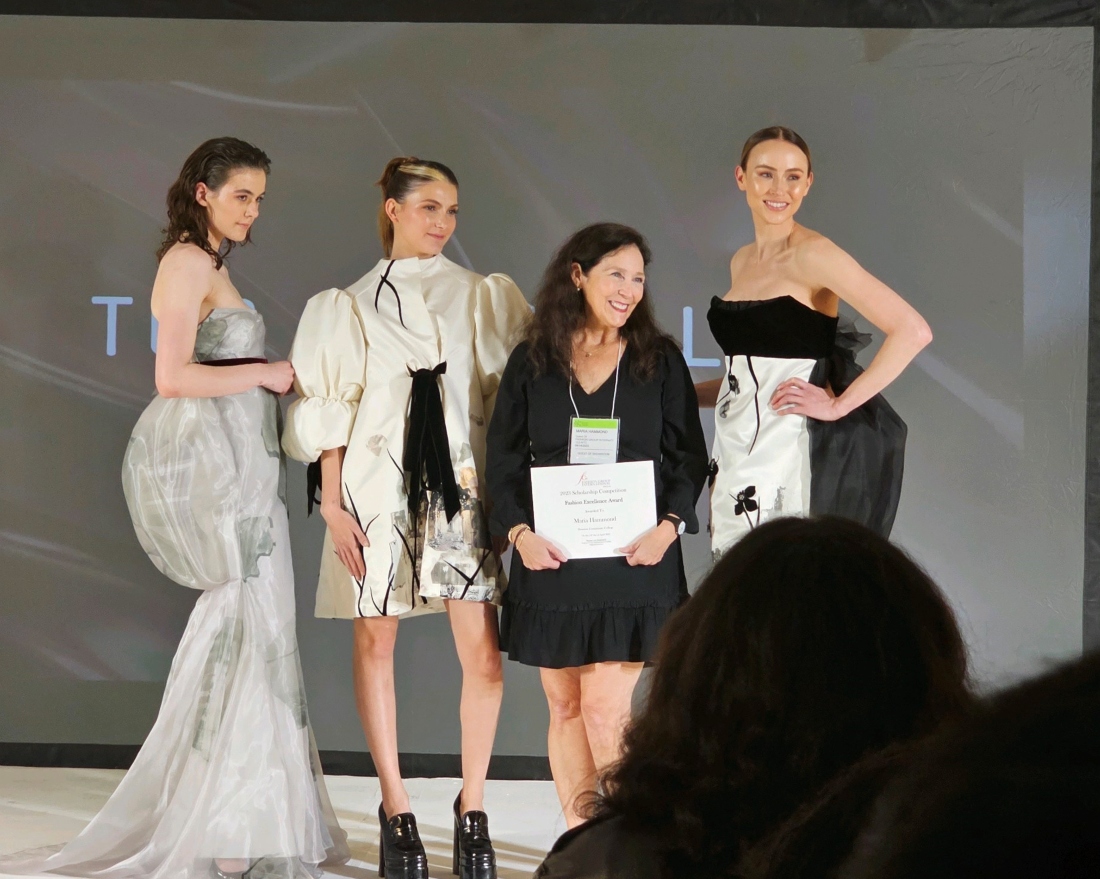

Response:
(572, 244), (646, 331)
(735, 139), (813, 225)
(386, 179), (459, 259)
(195, 168), (266, 247)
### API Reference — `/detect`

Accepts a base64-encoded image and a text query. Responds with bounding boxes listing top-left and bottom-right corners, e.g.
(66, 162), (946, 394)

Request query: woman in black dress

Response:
(487, 223), (708, 826)
(697, 126), (929, 555)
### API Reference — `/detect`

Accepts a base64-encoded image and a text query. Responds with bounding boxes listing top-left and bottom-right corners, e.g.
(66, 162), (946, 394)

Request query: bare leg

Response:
(352, 616), (409, 817)
(540, 667), (596, 828)
(446, 600), (504, 813)
(579, 661), (644, 775)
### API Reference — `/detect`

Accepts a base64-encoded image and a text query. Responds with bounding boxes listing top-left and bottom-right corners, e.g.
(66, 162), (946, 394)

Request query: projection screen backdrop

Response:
(0, 19), (1090, 756)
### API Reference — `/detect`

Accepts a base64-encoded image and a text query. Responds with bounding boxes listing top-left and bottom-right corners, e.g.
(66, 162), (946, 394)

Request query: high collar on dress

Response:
(372, 253), (448, 279)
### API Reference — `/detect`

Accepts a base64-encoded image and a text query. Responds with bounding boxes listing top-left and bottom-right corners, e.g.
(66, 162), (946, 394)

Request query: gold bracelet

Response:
(509, 523), (531, 545)
(515, 526), (531, 550)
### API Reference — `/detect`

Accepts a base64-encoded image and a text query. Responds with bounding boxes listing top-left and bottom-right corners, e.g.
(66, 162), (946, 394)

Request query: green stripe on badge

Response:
(572, 418), (618, 429)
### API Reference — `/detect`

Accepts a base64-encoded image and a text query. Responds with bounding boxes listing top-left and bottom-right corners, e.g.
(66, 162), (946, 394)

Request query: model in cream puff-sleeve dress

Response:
(282, 253), (529, 619)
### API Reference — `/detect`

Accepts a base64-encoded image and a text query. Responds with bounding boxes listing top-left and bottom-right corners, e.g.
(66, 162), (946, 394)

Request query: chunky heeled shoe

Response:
(452, 792), (496, 879)
(378, 803), (429, 879)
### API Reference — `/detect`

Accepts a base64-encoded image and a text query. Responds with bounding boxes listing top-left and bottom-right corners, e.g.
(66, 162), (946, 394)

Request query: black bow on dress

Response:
(404, 361), (461, 522)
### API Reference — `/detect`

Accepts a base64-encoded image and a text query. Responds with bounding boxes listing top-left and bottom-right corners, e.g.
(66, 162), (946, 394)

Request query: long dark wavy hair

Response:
(592, 516), (972, 877)
(524, 222), (675, 382)
(156, 137), (271, 269)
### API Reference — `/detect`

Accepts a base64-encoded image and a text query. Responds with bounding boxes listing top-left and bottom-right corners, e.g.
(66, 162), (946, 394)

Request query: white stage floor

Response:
(0, 768), (565, 878)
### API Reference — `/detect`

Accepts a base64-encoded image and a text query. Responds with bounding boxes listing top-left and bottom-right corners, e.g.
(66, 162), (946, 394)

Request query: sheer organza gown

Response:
(0, 308), (348, 879)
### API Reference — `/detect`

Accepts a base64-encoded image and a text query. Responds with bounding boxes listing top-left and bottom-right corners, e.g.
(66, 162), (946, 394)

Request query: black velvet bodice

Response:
(707, 295), (837, 359)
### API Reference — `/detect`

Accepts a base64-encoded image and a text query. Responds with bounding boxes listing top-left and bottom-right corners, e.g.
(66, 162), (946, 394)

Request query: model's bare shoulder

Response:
(791, 225), (835, 254)
(156, 243), (218, 290)
(159, 240), (217, 273)
(151, 243), (216, 316)
(727, 244), (753, 284)
(792, 230), (855, 274)
(729, 243), (753, 270)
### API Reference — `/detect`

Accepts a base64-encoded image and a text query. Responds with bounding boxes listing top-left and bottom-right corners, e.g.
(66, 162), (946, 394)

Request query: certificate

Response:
(530, 461), (657, 560)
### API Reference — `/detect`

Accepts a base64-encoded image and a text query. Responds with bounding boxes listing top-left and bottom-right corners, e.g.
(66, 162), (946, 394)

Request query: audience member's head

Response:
(839, 649), (1100, 879)
(594, 516), (973, 877)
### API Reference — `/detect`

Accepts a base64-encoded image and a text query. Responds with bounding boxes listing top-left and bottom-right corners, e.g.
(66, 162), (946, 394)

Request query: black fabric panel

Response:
(807, 322), (907, 538)
(0, 743), (139, 770)
(0, 743), (553, 779)
(708, 296), (838, 360)
(0, 0), (1092, 26)
(1084, 26), (1100, 653)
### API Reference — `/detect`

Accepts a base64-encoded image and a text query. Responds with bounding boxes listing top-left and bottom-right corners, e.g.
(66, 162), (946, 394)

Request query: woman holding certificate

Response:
(486, 222), (709, 827)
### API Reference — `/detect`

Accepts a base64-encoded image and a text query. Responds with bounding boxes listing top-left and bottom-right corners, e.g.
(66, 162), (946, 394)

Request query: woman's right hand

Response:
(260, 360), (295, 395)
(517, 531), (568, 571)
(322, 504), (369, 579)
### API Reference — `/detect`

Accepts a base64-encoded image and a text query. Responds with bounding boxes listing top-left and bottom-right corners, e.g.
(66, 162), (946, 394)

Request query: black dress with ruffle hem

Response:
(486, 341), (709, 669)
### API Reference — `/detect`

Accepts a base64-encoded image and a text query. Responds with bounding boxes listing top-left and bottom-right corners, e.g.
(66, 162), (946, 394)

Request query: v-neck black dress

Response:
(486, 341), (709, 668)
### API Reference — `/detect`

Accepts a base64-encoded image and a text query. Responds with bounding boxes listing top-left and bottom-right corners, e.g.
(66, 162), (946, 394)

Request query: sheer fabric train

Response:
(0, 308), (349, 879)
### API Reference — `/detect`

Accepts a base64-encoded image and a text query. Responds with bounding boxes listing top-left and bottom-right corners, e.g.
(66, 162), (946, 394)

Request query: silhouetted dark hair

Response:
(525, 222), (674, 382)
(376, 156), (459, 257)
(839, 650), (1100, 879)
(739, 743), (925, 879)
(739, 126), (812, 174)
(156, 137), (271, 269)
(592, 516), (971, 878)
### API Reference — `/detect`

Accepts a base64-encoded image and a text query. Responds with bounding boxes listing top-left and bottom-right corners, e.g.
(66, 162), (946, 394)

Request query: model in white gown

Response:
(0, 307), (349, 879)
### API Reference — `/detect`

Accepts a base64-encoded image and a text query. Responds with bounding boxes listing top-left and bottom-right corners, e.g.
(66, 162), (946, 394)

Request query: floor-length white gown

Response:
(0, 308), (349, 879)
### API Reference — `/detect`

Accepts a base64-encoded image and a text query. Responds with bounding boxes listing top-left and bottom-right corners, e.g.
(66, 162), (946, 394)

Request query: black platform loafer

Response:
(378, 803), (429, 879)
(452, 792), (496, 879)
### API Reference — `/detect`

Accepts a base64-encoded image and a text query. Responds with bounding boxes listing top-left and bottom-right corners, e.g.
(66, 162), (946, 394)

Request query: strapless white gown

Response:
(0, 308), (349, 879)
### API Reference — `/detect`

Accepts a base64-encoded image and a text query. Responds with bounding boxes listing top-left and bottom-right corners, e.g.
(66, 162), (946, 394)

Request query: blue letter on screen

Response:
(91, 296), (134, 356)
(682, 307), (721, 368)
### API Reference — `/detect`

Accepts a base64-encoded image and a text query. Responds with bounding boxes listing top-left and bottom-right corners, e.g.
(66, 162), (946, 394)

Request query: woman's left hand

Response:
(618, 520), (678, 567)
(770, 378), (845, 422)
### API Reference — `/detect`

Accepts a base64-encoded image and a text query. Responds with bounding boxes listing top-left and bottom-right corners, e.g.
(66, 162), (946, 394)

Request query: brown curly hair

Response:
(591, 516), (972, 877)
(156, 137), (271, 269)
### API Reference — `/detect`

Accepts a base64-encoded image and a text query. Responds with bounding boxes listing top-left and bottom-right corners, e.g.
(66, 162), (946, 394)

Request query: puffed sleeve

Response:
(658, 343), (709, 532)
(473, 273), (530, 425)
(486, 343), (533, 537)
(282, 288), (366, 463)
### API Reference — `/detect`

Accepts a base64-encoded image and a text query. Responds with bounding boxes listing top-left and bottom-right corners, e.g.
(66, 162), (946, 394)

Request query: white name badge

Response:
(530, 460), (657, 559)
(568, 417), (620, 465)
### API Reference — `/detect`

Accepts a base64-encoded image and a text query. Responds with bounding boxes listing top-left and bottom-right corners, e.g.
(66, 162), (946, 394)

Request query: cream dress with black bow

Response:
(283, 254), (529, 619)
